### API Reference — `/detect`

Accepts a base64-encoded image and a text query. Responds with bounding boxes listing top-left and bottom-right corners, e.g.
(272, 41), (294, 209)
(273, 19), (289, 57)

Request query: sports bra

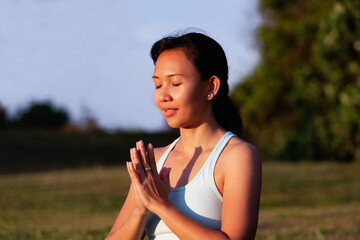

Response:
(145, 131), (235, 240)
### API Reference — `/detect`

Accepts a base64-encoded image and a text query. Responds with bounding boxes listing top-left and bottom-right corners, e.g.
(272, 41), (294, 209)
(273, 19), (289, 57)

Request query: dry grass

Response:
(0, 162), (359, 239)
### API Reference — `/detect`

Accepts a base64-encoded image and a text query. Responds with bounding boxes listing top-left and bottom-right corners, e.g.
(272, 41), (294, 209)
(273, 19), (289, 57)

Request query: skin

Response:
(105, 49), (262, 240)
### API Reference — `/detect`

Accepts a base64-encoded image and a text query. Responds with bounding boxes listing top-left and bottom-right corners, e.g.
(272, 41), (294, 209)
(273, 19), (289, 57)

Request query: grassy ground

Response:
(257, 162), (360, 240)
(0, 162), (359, 240)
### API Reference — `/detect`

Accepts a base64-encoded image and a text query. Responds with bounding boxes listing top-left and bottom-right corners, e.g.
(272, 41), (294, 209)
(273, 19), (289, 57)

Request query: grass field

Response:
(0, 162), (359, 240)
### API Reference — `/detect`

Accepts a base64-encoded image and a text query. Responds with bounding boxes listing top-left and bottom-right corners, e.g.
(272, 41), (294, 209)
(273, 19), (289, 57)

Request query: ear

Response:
(207, 76), (221, 100)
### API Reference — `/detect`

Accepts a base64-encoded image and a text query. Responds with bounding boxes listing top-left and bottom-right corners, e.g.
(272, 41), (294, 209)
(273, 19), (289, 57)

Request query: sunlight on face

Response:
(152, 49), (210, 129)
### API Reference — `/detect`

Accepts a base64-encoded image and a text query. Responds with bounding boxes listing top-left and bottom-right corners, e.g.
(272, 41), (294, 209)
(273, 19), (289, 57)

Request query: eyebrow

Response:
(152, 73), (185, 79)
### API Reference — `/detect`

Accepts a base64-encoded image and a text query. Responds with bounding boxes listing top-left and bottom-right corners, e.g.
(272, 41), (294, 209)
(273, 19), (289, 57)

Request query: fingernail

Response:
(140, 140), (144, 147)
(148, 143), (153, 150)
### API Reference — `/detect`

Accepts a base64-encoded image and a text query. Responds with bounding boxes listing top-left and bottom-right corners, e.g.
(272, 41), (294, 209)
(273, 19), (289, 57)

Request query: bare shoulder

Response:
(225, 137), (260, 160)
(153, 146), (167, 163)
(153, 142), (174, 163)
(218, 136), (261, 175)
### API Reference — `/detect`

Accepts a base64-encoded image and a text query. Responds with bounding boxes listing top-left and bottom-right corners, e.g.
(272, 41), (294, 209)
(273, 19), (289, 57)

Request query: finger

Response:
(163, 168), (171, 186)
(139, 141), (152, 175)
(159, 167), (171, 186)
(127, 161), (142, 187)
(126, 161), (131, 177)
(127, 162), (143, 199)
(138, 140), (150, 169)
(136, 141), (147, 170)
(126, 161), (136, 182)
(127, 162), (146, 202)
(147, 143), (157, 174)
(130, 148), (146, 180)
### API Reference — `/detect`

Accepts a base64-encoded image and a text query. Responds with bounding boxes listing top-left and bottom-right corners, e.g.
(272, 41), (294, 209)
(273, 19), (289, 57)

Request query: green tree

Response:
(232, 0), (360, 161)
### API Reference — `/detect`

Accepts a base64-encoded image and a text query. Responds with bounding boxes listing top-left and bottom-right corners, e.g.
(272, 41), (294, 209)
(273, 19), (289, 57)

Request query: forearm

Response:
(105, 208), (150, 240)
(155, 201), (230, 240)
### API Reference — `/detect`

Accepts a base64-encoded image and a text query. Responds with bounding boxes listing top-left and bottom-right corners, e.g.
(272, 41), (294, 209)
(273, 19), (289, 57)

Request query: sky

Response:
(0, 0), (261, 132)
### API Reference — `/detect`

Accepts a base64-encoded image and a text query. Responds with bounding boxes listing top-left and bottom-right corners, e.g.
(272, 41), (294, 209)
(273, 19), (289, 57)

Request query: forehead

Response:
(153, 49), (198, 78)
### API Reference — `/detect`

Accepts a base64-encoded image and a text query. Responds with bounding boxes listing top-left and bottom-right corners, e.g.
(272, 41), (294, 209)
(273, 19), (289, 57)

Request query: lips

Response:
(162, 107), (178, 117)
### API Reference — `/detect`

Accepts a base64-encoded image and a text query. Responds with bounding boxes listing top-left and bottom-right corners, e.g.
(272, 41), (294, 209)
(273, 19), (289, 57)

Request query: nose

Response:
(158, 86), (173, 102)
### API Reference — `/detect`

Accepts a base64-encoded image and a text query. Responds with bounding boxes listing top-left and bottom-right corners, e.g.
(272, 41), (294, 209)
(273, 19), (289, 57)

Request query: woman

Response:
(106, 31), (262, 240)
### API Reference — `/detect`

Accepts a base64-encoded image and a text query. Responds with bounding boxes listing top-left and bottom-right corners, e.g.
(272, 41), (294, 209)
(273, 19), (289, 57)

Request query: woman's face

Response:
(153, 48), (210, 129)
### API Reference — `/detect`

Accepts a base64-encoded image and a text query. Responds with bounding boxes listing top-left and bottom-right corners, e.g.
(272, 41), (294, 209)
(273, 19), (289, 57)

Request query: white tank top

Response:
(145, 131), (235, 240)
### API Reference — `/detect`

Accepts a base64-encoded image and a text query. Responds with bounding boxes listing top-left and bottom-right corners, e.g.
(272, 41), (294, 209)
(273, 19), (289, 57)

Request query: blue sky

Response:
(0, 0), (261, 132)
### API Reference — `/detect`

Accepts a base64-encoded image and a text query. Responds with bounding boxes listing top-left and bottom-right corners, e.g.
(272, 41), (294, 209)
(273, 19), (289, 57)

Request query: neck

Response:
(177, 116), (226, 154)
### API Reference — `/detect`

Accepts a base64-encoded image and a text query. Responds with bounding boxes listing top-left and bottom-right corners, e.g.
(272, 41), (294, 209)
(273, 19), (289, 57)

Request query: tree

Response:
(232, 0), (360, 161)
(11, 100), (69, 129)
(0, 103), (6, 130)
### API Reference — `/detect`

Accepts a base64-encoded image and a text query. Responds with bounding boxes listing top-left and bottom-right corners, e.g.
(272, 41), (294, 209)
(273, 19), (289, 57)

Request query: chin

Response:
(165, 118), (198, 130)
(166, 121), (181, 129)
(164, 118), (185, 129)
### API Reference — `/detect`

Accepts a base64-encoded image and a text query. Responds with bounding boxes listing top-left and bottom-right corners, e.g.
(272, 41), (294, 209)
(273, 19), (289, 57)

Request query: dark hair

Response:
(150, 31), (242, 136)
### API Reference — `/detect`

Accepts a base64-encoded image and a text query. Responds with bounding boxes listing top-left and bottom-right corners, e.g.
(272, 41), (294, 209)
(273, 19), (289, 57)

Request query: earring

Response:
(207, 94), (211, 98)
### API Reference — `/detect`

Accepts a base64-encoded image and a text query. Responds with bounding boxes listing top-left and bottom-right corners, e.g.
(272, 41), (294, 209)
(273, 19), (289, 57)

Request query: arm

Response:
(220, 143), (262, 239)
(128, 140), (262, 240)
(105, 183), (148, 240)
(105, 144), (154, 240)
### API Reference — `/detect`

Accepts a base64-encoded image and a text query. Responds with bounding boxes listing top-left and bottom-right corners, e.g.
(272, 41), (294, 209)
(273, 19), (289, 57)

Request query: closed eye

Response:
(173, 83), (181, 87)
(155, 85), (162, 89)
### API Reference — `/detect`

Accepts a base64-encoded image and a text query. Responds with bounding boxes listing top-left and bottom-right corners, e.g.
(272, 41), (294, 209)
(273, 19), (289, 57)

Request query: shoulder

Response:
(153, 146), (168, 163)
(224, 136), (260, 162)
(218, 136), (261, 179)
(153, 137), (178, 163)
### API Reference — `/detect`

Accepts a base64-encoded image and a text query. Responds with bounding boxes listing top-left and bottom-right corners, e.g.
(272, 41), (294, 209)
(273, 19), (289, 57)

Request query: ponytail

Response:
(213, 95), (242, 137)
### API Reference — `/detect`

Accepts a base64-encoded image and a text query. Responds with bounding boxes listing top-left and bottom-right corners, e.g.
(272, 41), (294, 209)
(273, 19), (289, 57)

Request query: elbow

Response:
(225, 224), (258, 240)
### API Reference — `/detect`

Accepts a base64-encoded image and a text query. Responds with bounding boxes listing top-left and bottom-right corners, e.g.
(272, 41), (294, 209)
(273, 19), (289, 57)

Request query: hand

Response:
(126, 148), (148, 216)
(127, 140), (172, 214)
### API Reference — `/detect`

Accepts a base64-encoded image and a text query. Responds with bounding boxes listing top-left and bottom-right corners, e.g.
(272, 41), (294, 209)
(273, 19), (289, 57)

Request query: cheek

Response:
(153, 91), (160, 108)
(184, 86), (205, 104)
(171, 89), (185, 102)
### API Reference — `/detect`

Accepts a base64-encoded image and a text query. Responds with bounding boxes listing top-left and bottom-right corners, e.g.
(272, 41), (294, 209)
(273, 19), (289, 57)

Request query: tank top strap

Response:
(203, 131), (235, 201)
(156, 136), (180, 173)
(156, 132), (235, 174)
(207, 131), (236, 173)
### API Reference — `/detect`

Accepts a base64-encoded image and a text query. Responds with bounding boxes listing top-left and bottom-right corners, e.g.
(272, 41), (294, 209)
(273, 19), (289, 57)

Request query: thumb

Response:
(159, 167), (171, 186)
